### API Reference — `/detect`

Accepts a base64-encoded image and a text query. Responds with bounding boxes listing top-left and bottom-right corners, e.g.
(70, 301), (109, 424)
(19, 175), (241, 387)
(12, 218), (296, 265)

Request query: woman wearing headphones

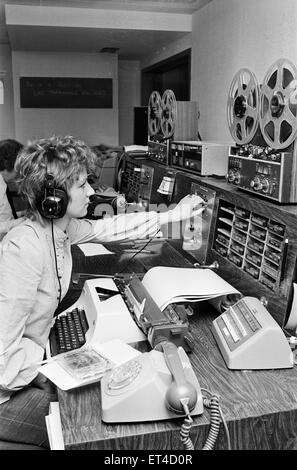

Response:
(0, 135), (204, 449)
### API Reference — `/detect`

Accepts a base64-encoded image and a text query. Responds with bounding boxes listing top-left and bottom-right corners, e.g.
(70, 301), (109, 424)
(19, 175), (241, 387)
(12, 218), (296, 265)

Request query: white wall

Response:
(118, 60), (141, 145)
(0, 45), (15, 139)
(141, 33), (192, 70)
(12, 51), (119, 146)
(4, 0), (297, 147)
(191, 0), (297, 142)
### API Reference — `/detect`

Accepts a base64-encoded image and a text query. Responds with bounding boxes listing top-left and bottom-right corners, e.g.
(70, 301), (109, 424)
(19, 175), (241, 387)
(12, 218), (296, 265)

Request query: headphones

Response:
(36, 147), (69, 219)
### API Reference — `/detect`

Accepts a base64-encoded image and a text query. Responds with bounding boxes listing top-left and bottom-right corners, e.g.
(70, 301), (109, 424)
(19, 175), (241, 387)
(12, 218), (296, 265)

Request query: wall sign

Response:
(20, 77), (113, 108)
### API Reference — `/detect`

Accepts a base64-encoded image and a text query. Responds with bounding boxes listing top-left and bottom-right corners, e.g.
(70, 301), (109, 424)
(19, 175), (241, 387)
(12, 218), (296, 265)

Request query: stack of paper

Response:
(77, 243), (114, 256)
(141, 266), (240, 311)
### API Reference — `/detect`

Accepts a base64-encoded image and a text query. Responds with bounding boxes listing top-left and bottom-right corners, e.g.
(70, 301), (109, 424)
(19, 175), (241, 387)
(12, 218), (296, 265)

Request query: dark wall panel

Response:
(20, 77), (113, 108)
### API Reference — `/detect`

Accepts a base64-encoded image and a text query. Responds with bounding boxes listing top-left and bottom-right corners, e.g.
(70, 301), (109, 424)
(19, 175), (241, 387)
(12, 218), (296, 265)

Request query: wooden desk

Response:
(57, 241), (297, 450)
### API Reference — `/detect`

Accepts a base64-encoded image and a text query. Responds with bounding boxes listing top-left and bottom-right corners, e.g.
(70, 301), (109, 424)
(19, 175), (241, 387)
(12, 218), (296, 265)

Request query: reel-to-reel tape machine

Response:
(147, 89), (198, 165)
(227, 58), (297, 203)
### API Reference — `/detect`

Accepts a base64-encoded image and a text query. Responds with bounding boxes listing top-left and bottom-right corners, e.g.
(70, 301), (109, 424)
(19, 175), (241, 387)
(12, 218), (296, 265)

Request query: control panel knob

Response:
(250, 176), (262, 191)
(227, 169), (236, 183)
(234, 171), (241, 185)
(262, 178), (270, 194)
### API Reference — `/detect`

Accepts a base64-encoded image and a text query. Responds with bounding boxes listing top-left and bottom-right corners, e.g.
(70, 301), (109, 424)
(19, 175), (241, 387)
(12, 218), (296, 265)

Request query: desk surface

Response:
(57, 240), (297, 450)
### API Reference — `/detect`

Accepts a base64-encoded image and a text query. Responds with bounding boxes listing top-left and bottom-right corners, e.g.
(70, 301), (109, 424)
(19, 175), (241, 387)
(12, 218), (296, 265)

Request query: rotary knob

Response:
(227, 169), (236, 183)
(261, 178), (270, 194)
(234, 171), (241, 185)
(250, 176), (262, 191)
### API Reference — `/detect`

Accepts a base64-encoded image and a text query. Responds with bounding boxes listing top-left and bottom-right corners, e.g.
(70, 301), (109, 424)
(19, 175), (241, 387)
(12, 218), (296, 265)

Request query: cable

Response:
(51, 220), (62, 305)
(178, 399), (194, 450)
(179, 393), (224, 451)
(202, 394), (221, 450)
(116, 227), (161, 275)
(218, 404), (231, 450)
(201, 387), (231, 450)
(178, 388), (231, 450)
(180, 414), (194, 450)
(283, 326), (297, 338)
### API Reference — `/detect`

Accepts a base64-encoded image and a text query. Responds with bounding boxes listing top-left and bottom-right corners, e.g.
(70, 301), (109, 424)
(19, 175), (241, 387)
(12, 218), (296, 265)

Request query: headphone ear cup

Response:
(36, 176), (68, 219)
(41, 188), (68, 219)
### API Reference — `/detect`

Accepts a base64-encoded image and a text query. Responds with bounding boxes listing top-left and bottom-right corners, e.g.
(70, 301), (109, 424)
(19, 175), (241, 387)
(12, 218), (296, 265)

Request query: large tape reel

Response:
(259, 58), (297, 149)
(148, 90), (162, 136)
(161, 89), (177, 139)
(148, 89), (179, 139)
(227, 68), (261, 145)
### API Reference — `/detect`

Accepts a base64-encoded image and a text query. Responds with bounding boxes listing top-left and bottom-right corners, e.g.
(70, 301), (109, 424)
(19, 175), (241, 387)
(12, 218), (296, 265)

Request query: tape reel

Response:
(148, 90), (162, 136)
(259, 58), (297, 149)
(227, 68), (261, 145)
(160, 89), (177, 139)
(228, 59), (297, 150)
(148, 89), (178, 139)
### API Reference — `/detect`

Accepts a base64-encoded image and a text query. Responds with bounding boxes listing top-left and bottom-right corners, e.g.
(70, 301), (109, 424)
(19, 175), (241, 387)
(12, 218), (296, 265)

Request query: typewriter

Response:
(48, 275), (195, 357)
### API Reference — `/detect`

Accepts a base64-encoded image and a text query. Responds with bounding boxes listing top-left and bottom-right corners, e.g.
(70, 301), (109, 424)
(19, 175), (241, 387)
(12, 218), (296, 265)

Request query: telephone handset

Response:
(100, 342), (203, 423)
(161, 341), (198, 414)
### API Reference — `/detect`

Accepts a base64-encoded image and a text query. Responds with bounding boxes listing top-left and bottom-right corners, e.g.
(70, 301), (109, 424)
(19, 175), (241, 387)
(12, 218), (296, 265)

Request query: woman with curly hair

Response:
(0, 135), (204, 448)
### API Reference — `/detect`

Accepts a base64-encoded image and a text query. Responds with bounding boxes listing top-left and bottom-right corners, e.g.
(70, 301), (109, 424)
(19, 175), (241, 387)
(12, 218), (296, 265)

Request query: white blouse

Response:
(0, 211), (161, 403)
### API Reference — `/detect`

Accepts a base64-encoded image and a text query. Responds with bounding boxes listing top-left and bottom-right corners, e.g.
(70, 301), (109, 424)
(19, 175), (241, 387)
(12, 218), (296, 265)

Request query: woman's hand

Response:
(167, 194), (206, 223)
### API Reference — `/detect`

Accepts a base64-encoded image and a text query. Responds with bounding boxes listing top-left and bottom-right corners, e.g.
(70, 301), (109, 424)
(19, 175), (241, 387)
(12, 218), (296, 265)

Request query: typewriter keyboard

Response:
(49, 308), (89, 356)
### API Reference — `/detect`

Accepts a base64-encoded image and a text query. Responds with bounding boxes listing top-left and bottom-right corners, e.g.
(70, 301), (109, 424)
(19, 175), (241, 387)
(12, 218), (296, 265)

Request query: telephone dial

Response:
(100, 341), (203, 423)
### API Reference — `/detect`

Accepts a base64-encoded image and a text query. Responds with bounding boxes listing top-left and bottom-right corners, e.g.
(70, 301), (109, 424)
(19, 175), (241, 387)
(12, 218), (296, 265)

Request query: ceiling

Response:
(0, 0), (213, 60)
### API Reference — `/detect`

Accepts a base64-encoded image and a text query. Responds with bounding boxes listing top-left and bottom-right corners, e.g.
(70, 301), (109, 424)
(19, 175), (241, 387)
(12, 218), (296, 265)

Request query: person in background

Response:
(0, 139), (26, 240)
(0, 139), (23, 187)
(0, 135), (204, 449)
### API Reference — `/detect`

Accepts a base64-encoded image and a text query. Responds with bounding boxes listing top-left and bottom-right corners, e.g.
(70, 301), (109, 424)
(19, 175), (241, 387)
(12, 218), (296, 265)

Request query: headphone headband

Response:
(46, 146), (57, 162)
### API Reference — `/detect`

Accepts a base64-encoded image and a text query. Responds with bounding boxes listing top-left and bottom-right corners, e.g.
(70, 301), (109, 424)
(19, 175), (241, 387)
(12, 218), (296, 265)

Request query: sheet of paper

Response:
(124, 145), (148, 152)
(77, 243), (114, 256)
(91, 339), (141, 365)
(285, 282), (297, 330)
(45, 401), (65, 450)
(141, 266), (240, 311)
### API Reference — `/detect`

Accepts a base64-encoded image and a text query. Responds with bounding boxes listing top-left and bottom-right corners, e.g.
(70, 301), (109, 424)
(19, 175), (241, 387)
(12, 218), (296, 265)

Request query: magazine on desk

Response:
(39, 266), (240, 390)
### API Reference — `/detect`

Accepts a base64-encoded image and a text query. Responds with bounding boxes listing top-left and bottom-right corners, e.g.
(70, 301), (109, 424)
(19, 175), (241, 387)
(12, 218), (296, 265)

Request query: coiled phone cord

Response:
(179, 395), (220, 450)
(202, 394), (221, 450)
(180, 414), (194, 450)
(179, 392), (230, 451)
